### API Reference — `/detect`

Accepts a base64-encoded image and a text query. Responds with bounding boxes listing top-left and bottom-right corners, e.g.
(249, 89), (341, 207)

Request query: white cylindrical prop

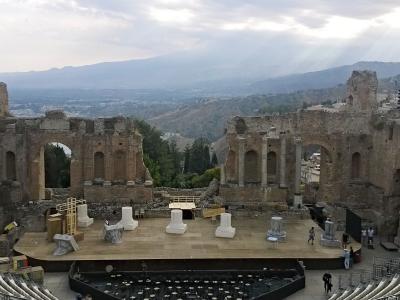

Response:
(166, 209), (187, 234)
(215, 213), (235, 238)
(118, 206), (138, 231)
(77, 204), (93, 228)
(171, 209), (183, 225)
(220, 213), (231, 228)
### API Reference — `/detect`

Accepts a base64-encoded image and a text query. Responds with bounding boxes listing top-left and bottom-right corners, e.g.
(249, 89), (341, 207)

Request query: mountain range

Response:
(1, 58), (400, 94)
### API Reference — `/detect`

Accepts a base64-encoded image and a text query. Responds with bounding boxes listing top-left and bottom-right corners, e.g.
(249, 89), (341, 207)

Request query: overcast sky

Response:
(1, 0), (400, 72)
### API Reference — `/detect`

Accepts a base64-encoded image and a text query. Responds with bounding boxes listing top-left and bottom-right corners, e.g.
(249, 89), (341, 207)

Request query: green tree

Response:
(187, 137), (211, 174)
(44, 144), (70, 188)
(211, 152), (218, 167)
(132, 119), (182, 187)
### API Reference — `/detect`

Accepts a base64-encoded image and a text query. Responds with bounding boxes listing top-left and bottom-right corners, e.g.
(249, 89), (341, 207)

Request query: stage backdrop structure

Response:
(103, 223), (124, 244)
(56, 197), (86, 235)
(215, 213), (236, 238)
(166, 209), (187, 234)
(53, 234), (79, 256)
(320, 220), (341, 247)
(267, 216), (286, 241)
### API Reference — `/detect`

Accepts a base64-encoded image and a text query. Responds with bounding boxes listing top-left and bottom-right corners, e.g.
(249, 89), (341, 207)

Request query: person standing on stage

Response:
(342, 232), (349, 249)
(367, 227), (374, 249)
(361, 228), (367, 246)
(308, 227), (315, 245)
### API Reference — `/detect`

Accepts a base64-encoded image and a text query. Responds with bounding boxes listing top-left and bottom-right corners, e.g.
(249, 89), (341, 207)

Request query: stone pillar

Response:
(295, 137), (302, 194)
(294, 137), (303, 207)
(238, 137), (246, 187)
(280, 133), (287, 188)
(0, 82), (9, 117)
(220, 164), (226, 185)
(394, 215), (400, 247)
(261, 135), (268, 188)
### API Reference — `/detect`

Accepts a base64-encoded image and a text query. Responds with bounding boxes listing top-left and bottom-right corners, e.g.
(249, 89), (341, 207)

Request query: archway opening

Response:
(393, 169), (400, 196)
(351, 152), (361, 179)
(94, 152), (105, 179)
(113, 150), (127, 182)
(44, 143), (71, 188)
(226, 150), (237, 183)
(244, 150), (260, 184)
(302, 144), (332, 203)
(6, 151), (16, 181)
(267, 151), (277, 184)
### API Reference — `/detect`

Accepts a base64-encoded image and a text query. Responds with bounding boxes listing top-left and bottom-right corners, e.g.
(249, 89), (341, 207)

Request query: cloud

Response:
(0, 0), (400, 72)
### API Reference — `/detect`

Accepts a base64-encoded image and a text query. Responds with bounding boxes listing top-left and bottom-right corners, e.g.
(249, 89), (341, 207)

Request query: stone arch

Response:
(351, 152), (361, 179)
(114, 150), (126, 181)
(44, 143), (71, 188)
(6, 151), (16, 181)
(348, 94), (353, 106)
(225, 150), (237, 183)
(235, 118), (247, 134)
(301, 141), (335, 203)
(302, 138), (334, 163)
(244, 150), (260, 183)
(94, 152), (105, 179)
(32, 137), (77, 200)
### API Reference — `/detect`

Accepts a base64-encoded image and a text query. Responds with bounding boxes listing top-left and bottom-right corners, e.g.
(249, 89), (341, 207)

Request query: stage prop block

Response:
(103, 224), (124, 244)
(166, 209), (187, 234)
(47, 216), (62, 241)
(53, 234), (79, 256)
(215, 213), (236, 238)
(320, 220), (341, 247)
(118, 207), (138, 231)
(267, 216), (286, 241)
(77, 204), (93, 228)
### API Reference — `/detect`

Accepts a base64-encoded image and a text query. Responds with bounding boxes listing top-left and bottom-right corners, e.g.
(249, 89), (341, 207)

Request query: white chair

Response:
(166, 209), (187, 234)
(215, 213), (236, 238)
(118, 207), (138, 231)
(77, 204), (93, 227)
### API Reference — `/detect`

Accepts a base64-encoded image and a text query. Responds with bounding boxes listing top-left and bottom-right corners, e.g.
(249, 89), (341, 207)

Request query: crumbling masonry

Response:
(220, 71), (400, 237)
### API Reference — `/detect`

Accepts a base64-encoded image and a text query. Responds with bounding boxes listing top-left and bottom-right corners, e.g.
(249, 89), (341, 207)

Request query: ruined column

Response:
(238, 136), (246, 187)
(0, 82), (9, 117)
(220, 164), (226, 185)
(261, 135), (268, 188)
(280, 133), (287, 188)
(294, 137), (303, 206)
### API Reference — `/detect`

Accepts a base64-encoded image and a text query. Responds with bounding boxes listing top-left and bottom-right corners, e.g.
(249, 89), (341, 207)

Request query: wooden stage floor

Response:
(14, 216), (360, 261)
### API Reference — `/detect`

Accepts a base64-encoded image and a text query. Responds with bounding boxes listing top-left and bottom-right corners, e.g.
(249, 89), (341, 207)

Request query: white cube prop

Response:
(118, 206), (138, 231)
(166, 209), (187, 234)
(77, 204), (93, 227)
(215, 213), (236, 238)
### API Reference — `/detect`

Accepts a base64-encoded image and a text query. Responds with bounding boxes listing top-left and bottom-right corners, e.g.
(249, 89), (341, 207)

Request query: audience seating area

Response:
(70, 263), (305, 300)
(329, 257), (400, 300)
(0, 273), (58, 300)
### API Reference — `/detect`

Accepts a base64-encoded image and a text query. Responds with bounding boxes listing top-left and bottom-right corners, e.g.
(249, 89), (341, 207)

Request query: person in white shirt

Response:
(361, 229), (367, 246)
(367, 227), (374, 248)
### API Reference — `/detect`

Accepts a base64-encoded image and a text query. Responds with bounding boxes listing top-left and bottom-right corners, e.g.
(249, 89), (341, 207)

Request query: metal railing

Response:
(337, 269), (374, 290)
(373, 257), (400, 279)
(169, 195), (199, 203)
